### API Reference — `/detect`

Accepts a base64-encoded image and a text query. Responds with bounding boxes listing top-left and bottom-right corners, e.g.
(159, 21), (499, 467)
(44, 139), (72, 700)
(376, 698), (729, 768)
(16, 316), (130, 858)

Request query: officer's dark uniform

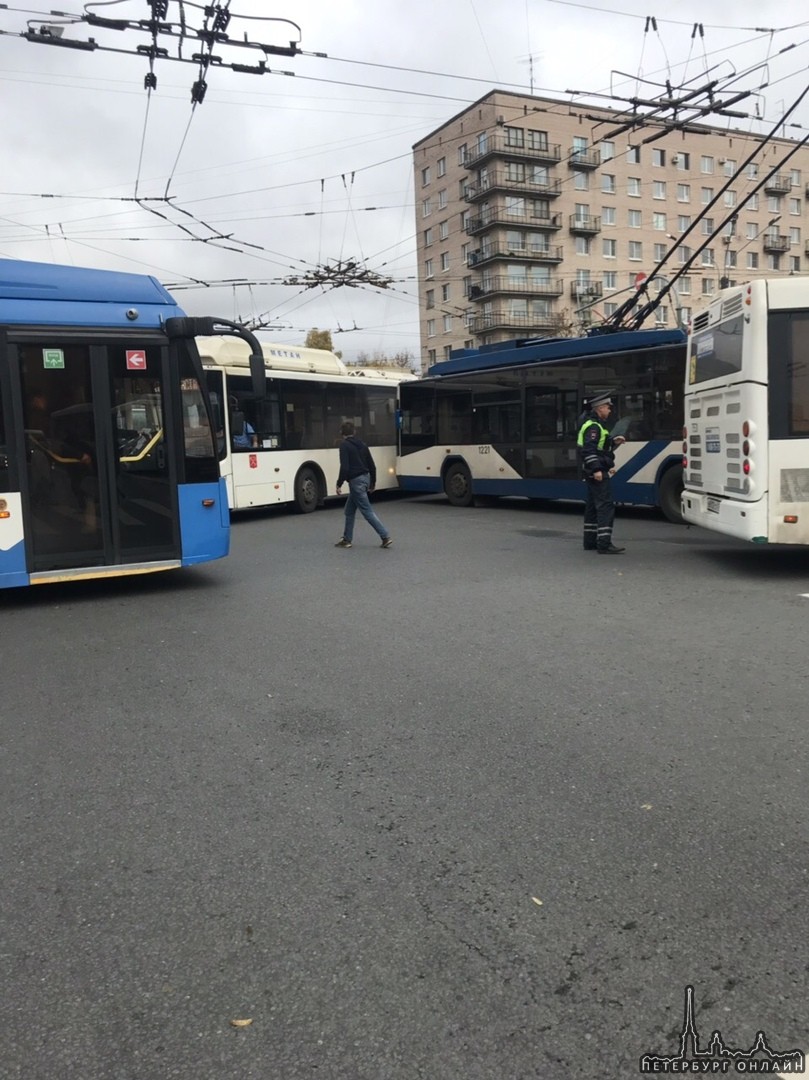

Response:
(576, 392), (624, 554)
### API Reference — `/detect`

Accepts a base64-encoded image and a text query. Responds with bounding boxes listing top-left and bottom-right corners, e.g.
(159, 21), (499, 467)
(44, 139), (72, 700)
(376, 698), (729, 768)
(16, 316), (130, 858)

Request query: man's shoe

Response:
(334, 538), (352, 548)
(583, 545), (597, 551)
(598, 544), (625, 554)
(380, 536), (393, 549)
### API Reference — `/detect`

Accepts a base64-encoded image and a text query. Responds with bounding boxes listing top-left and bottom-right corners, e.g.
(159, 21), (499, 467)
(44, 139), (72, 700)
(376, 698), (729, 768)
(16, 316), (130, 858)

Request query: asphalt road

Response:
(2, 493), (809, 1079)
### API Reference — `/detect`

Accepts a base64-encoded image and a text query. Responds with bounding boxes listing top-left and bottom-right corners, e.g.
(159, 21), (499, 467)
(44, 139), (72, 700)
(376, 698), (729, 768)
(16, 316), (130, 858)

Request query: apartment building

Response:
(413, 90), (809, 369)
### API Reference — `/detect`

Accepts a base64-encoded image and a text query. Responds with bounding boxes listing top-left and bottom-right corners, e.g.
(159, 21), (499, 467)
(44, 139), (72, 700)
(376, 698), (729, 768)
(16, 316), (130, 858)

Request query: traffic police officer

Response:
(576, 391), (626, 554)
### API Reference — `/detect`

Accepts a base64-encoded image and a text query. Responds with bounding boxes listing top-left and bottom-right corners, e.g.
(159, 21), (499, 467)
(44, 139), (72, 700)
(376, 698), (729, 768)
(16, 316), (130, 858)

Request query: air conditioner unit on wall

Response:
(671, 154), (680, 164)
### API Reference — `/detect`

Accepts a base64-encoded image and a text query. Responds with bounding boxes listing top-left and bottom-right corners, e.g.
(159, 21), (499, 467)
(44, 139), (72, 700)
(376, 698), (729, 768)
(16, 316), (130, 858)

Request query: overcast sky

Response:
(2, 0), (808, 363)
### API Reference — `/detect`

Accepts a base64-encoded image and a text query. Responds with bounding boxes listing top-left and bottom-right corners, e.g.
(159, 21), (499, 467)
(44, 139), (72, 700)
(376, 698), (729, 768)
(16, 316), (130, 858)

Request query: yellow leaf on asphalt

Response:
(641, 804), (653, 810)
(531, 896), (543, 906)
(230, 1018), (253, 1028)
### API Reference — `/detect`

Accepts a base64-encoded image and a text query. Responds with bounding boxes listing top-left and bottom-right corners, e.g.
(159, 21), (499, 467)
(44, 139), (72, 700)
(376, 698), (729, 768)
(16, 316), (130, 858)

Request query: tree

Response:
(304, 328), (341, 358)
(353, 349), (418, 374)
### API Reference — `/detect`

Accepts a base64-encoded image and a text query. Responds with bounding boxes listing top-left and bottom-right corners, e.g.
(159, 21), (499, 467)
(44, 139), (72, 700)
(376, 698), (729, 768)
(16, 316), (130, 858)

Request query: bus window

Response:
(769, 311), (809, 438)
(284, 380), (326, 449)
(436, 388), (473, 444)
(0, 375), (8, 493)
(472, 391), (521, 443)
(325, 382), (359, 446)
(400, 384), (436, 451)
(363, 387), (397, 447)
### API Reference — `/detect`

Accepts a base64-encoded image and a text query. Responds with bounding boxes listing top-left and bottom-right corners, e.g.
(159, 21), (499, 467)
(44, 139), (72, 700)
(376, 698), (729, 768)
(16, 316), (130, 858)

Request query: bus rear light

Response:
(201, 498), (216, 507)
(0, 498), (8, 519)
(742, 440), (750, 456)
(784, 515), (799, 524)
(682, 426), (687, 439)
(742, 419), (756, 437)
(683, 456), (688, 469)
(743, 459), (751, 475)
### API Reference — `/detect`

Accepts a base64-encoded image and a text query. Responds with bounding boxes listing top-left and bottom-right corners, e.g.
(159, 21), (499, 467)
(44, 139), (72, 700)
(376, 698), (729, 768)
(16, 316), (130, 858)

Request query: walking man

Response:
(334, 421), (392, 549)
(576, 391), (626, 554)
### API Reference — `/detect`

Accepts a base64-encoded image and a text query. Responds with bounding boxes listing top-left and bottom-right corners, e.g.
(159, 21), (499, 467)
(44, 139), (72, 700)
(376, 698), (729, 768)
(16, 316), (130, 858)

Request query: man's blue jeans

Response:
(343, 473), (389, 541)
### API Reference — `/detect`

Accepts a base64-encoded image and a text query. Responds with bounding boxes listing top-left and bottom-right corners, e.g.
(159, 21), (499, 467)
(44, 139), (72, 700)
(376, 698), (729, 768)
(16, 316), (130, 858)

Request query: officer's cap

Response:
(588, 391), (613, 408)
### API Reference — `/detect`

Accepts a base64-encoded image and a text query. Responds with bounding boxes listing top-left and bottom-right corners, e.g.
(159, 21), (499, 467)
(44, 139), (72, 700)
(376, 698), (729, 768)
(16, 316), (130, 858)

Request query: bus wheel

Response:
(444, 462), (474, 507)
(293, 467), (320, 513)
(658, 467), (684, 524)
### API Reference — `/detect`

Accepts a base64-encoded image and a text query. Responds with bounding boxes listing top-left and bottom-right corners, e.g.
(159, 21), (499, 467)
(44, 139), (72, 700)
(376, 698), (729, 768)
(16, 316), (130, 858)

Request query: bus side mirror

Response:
(249, 353), (265, 399)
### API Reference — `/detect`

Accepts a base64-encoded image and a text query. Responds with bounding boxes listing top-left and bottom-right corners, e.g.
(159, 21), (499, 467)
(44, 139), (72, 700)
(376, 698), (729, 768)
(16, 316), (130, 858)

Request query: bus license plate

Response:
(707, 497), (720, 514)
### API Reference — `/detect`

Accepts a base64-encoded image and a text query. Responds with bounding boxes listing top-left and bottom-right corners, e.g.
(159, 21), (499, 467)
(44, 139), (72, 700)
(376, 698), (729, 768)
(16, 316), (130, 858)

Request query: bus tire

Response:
(658, 466), (684, 524)
(443, 462), (474, 507)
(293, 466), (320, 513)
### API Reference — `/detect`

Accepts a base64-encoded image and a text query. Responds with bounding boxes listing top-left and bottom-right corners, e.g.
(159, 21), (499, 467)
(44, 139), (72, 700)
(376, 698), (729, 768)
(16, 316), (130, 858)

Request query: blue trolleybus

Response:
(398, 327), (688, 522)
(0, 258), (262, 588)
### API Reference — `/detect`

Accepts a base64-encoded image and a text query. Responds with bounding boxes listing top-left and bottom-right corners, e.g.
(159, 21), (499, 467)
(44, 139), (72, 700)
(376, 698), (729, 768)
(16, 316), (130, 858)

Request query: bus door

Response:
(15, 339), (179, 571)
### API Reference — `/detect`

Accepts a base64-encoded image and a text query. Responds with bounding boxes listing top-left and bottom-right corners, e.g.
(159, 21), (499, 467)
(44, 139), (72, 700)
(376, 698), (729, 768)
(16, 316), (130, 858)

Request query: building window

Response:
(604, 271), (617, 288)
(574, 172), (590, 191)
(440, 252), (450, 271)
(422, 198), (431, 218)
(421, 166), (431, 186)
(723, 159), (736, 176)
(791, 168), (802, 187)
(767, 254), (780, 271)
(506, 161), (525, 182)
(678, 246), (691, 264)
(443, 314), (453, 332)
(678, 277), (691, 295)
(653, 181), (666, 199)
(602, 206), (616, 225)
(677, 184), (690, 202)
(653, 212), (666, 231)
(427, 349), (436, 366)
(437, 157), (446, 177)
(745, 222), (757, 240)
(505, 125), (524, 147)
(604, 302), (618, 317)
(628, 240), (642, 260)
(441, 283), (451, 301)
(627, 145), (640, 164)
(790, 255), (801, 272)
(425, 258), (434, 278)
(654, 242), (667, 261)
(602, 174), (616, 193)
(443, 345), (452, 360)
(506, 196), (526, 217)
(702, 279), (715, 295)
(725, 250), (737, 268)
(460, 209), (470, 230)
(701, 156), (714, 174)
(439, 220), (449, 240)
(790, 227), (801, 246)
(701, 248), (715, 266)
(701, 218), (714, 235)
(424, 227), (433, 246)
(628, 209), (642, 228)
(627, 177), (641, 196)
(676, 153), (690, 171)
(680, 306), (692, 323)
(701, 187), (713, 204)
(790, 198), (801, 215)
(724, 190), (737, 207)
(747, 163), (759, 180)
(437, 189), (447, 210)
(458, 143), (468, 166)
(678, 215), (691, 232)
(427, 319), (436, 337)
(527, 129), (549, 151)
(601, 140), (615, 160)
(749, 193), (759, 210)
(655, 307), (668, 326)
(767, 195), (781, 213)
(575, 236), (591, 255)
(603, 238), (616, 258)
(425, 289), (435, 309)
(652, 149), (665, 167)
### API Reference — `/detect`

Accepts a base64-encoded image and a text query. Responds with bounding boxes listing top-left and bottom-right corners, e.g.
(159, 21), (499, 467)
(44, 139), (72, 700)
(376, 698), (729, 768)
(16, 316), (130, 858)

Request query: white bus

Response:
(682, 278), (809, 544)
(198, 337), (409, 512)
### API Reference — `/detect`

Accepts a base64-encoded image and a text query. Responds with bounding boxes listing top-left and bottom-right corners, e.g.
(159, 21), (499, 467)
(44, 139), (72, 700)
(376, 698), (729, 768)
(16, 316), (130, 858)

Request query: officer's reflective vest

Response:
(577, 419), (610, 449)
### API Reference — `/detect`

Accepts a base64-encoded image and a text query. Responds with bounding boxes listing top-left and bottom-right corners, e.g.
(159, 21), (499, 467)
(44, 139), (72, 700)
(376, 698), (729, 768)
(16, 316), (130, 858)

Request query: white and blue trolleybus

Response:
(0, 258), (264, 588)
(398, 327), (687, 521)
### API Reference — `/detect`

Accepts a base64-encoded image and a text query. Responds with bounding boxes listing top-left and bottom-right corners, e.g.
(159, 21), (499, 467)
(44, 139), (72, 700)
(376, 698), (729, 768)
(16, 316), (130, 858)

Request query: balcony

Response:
(763, 173), (791, 195)
(467, 244), (564, 267)
(570, 280), (603, 299)
(568, 147), (601, 170)
(464, 171), (562, 202)
(463, 135), (562, 171)
(467, 276), (564, 301)
(467, 311), (558, 335)
(762, 233), (789, 253)
(466, 208), (562, 235)
(568, 213), (601, 235)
